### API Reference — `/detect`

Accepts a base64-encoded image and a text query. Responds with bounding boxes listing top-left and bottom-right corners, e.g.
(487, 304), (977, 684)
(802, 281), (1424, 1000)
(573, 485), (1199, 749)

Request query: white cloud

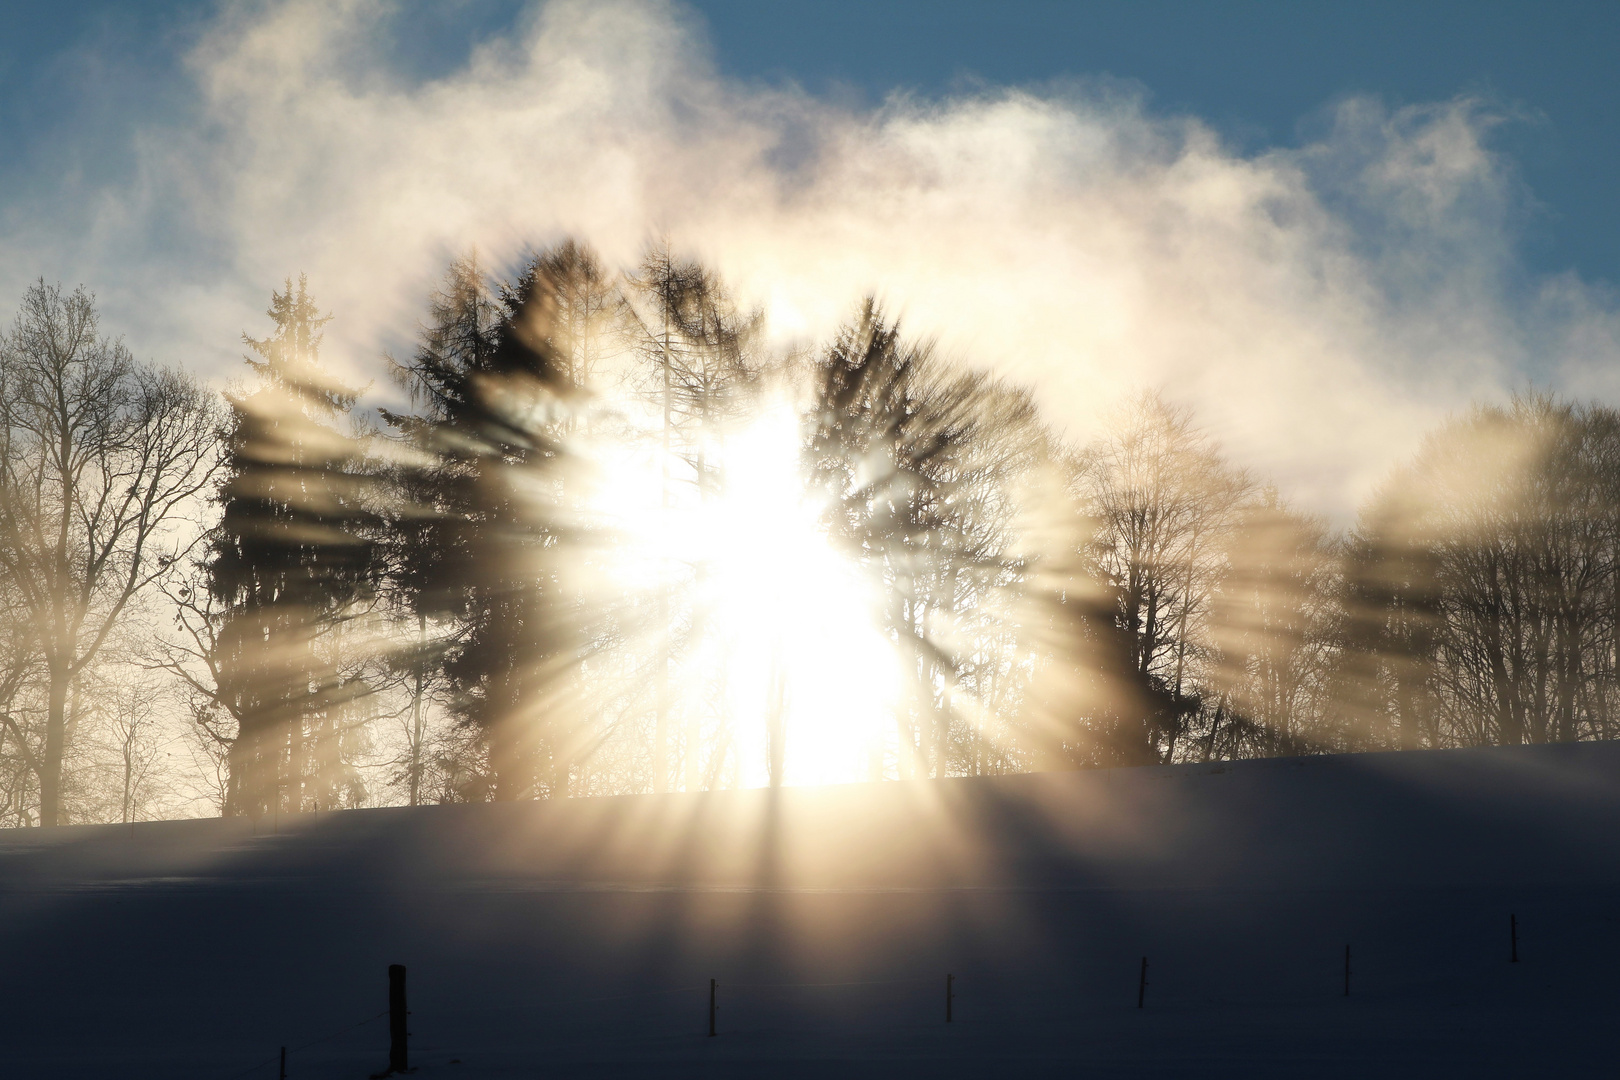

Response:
(4, 0), (1618, 517)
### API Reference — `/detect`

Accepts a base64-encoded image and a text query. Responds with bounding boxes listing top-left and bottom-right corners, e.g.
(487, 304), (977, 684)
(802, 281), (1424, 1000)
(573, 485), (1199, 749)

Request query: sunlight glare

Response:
(587, 397), (898, 789)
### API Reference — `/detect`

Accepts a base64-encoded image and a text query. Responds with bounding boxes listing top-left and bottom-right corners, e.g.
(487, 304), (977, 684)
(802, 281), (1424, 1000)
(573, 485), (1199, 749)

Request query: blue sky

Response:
(704, 0), (1620, 287)
(5, 1), (1616, 281)
(2, 1), (1618, 514)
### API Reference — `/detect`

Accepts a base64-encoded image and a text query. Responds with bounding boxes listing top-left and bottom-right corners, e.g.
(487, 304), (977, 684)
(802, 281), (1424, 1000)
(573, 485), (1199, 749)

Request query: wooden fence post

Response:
(1343, 946), (1350, 997)
(388, 964), (408, 1073)
(708, 979), (717, 1037)
(1137, 957), (1148, 1009)
(945, 974), (953, 1023)
(1510, 914), (1519, 963)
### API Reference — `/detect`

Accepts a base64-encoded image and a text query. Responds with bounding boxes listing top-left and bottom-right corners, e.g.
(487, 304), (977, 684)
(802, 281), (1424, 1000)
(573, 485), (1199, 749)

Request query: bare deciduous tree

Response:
(0, 281), (221, 826)
(1349, 394), (1620, 748)
(1205, 490), (1341, 758)
(1078, 392), (1255, 761)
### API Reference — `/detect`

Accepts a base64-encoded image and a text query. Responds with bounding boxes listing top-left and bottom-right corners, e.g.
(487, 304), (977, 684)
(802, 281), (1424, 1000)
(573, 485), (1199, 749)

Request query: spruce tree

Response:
(208, 277), (382, 816)
(385, 250), (594, 801)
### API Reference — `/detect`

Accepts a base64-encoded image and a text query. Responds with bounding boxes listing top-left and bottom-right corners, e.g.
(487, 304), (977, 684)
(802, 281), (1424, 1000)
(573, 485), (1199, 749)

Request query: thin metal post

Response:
(1137, 957), (1147, 1008)
(279, 1045), (286, 1080)
(945, 974), (953, 1022)
(1511, 914), (1518, 963)
(708, 979), (717, 1037)
(1343, 945), (1350, 997)
(388, 964), (408, 1073)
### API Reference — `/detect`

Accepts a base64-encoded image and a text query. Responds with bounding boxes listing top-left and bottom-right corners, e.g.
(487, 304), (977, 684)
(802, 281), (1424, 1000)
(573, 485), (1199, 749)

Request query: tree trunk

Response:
(122, 721), (136, 824)
(409, 614), (425, 807)
(38, 668), (68, 827)
(765, 647), (786, 788)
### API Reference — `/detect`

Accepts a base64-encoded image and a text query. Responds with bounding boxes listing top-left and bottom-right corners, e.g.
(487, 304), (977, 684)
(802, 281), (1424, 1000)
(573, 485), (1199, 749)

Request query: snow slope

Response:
(2, 742), (1619, 1078)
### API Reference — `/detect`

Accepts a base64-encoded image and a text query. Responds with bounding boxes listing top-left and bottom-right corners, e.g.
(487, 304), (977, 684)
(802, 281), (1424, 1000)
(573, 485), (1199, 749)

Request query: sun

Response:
(697, 404), (899, 787)
(585, 397), (899, 789)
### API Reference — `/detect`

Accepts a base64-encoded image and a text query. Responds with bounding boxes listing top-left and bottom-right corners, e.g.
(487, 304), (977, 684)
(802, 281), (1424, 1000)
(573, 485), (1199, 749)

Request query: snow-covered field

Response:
(3, 742), (1618, 1078)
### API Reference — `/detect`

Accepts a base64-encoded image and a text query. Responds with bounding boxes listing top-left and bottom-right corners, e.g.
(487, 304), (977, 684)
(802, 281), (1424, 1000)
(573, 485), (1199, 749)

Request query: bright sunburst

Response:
(586, 396), (898, 789)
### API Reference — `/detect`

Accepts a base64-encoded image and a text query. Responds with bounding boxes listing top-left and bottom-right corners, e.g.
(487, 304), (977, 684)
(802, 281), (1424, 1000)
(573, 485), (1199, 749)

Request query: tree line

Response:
(0, 244), (1616, 825)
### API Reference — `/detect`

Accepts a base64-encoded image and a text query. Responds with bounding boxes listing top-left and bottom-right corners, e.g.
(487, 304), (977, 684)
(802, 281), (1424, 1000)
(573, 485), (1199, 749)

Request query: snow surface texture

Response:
(1, 743), (1616, 1078)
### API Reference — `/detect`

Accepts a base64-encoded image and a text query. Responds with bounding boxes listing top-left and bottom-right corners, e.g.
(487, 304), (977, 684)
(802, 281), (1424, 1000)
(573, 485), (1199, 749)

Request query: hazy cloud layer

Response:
(5, 0), (1620, 517)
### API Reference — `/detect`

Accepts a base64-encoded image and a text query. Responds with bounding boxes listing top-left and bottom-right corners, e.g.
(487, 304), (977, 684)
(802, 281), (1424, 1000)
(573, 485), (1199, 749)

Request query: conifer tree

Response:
(208, 276), (382, 816)
(806, 301), (1088, 778)
(386, 250), (598, 801)
(621, 246), (765, 792)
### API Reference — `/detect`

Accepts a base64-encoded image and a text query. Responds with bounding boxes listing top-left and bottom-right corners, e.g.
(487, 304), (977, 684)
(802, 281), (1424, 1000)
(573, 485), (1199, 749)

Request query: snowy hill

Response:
(3, 742), (1619, 1078)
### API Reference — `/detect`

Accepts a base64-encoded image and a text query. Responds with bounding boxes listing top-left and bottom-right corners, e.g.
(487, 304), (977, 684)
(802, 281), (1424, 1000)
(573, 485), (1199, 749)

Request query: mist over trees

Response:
(1342, 395), (1620, 749)
(4, 246), (1620, 825)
